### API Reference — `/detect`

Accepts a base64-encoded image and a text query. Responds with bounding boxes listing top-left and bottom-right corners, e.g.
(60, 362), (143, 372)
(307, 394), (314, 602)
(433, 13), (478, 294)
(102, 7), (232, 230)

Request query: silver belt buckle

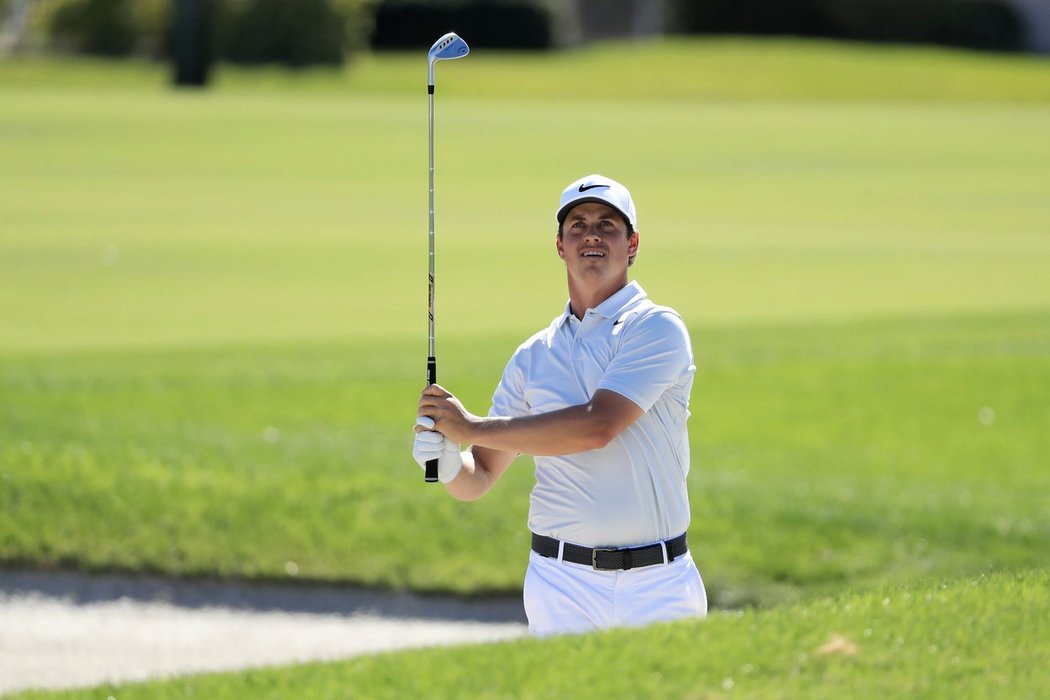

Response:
(591, 547), (618, 570)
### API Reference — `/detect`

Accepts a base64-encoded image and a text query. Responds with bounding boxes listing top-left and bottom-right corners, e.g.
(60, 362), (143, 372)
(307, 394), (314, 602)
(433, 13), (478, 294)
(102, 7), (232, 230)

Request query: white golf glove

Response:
(413, 417), (463, 484)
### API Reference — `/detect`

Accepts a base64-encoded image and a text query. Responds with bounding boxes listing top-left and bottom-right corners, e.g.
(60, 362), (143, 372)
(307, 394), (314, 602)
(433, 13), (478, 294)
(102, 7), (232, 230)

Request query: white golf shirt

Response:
(489, 281), (695, 548)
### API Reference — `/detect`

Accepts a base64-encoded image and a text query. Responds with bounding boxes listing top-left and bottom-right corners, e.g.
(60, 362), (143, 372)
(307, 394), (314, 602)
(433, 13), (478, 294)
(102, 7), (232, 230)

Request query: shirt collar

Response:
(556, 281), (648, 326)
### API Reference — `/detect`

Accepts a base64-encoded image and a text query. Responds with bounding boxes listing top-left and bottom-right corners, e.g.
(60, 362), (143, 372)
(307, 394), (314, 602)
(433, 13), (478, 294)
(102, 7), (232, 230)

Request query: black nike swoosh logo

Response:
(613, 319), (625, 325)
(578, 184), (610, 192)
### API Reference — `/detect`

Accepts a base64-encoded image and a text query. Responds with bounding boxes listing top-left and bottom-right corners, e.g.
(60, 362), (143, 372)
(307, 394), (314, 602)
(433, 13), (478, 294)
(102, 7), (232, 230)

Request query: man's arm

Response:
(444, 444), (517, 501)
(418, 384), (644, 456)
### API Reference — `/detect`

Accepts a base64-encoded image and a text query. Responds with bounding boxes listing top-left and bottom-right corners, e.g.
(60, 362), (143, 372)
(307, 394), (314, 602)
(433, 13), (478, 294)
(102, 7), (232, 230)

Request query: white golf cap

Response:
(556, 174), (637, 230)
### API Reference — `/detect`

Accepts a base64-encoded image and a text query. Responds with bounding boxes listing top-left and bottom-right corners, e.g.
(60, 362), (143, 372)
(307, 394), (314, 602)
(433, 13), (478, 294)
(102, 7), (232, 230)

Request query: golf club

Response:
(425, 32), (469, 483)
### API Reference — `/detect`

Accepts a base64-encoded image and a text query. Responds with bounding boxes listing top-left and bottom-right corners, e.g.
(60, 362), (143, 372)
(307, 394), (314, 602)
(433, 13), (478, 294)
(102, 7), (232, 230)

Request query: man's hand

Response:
(417, 384), (479, 444)
(412, 417), (463, 484)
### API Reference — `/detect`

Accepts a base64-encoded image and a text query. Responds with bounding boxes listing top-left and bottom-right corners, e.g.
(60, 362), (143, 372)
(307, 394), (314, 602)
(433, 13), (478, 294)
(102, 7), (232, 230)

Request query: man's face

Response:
(557, 202), (639, 282)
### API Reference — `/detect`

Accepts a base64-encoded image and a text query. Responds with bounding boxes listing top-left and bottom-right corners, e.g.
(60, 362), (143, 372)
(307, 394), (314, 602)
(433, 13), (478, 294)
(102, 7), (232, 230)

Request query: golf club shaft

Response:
(423, 33), (467, 484)
(425, 83), (439, 483)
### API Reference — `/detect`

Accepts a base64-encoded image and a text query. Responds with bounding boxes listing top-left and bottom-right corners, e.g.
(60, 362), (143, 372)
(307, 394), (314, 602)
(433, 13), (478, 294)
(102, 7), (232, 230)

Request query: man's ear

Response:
(556, 234), (565, 259)
(628, 230), (640, 256)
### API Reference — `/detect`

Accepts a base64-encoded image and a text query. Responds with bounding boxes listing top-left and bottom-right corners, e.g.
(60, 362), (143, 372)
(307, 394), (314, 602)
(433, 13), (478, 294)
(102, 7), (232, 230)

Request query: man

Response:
(413, 174), (707, 636)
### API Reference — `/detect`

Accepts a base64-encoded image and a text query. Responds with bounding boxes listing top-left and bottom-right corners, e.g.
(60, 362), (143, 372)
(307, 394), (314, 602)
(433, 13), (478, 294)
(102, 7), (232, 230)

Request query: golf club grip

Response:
(425, 356), (439, 482)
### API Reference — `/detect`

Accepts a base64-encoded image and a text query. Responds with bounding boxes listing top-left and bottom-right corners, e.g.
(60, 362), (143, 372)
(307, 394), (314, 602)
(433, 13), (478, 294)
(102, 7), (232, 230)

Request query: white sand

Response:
(0, 572), (527, 695)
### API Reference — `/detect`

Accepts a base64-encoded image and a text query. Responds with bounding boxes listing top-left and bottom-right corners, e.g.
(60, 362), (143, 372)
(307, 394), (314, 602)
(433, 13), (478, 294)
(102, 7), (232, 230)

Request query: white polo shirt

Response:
(488, 281), (695, 548)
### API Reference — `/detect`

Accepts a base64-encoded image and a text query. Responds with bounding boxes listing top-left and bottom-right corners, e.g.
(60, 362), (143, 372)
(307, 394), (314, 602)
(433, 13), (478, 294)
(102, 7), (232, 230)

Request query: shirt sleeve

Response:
(488, 346), (530, 418)
(596, 309), (694, 412)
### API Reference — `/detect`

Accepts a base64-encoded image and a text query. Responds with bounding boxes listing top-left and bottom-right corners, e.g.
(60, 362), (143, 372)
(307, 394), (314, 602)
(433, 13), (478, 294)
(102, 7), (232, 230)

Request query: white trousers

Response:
(522, 548), (708, 637)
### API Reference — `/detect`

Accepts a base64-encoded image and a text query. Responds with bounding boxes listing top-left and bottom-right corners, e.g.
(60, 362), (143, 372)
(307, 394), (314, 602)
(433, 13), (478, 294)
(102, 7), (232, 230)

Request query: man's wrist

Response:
(463, 415), (485, 445)
(464, 415), (512, 451)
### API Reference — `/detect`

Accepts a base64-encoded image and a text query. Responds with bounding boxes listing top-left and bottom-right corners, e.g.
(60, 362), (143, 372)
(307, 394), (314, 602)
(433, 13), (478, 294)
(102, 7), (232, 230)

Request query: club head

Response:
(427, 32), (469, 86)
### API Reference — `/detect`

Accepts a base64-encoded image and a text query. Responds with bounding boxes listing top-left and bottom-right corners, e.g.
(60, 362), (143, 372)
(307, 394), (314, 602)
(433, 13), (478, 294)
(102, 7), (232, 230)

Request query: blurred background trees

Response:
(0, 0), (1044, 73)
(669, 0), (1028, 53)
(3, 0), (374, 63)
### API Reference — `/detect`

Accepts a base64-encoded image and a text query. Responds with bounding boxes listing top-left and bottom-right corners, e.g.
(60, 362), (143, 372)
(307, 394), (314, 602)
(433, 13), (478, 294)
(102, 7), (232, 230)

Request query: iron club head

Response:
(427, 32), (469, 86)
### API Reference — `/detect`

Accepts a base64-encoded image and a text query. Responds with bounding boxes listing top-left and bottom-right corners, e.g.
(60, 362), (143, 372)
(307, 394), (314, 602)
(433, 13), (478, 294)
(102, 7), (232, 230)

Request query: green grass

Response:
(11, 568), (1049, 699)
(1, 38), (1049, 696)
(3, 314), (1049, 603)
(3, 84), (1049, 352)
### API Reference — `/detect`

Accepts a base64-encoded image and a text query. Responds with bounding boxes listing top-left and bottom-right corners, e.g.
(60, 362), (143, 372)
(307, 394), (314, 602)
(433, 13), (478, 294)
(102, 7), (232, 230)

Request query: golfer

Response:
(413, 174), (707, 636)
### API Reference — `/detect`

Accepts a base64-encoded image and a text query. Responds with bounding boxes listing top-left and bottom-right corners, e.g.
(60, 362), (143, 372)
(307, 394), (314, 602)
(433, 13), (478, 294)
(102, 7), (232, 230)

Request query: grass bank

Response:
(4, 312), (1048, 606)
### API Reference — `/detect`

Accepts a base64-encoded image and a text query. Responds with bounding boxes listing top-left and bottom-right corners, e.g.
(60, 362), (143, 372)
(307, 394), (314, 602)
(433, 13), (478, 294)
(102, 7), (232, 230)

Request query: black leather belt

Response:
(531, 532), (688, 571)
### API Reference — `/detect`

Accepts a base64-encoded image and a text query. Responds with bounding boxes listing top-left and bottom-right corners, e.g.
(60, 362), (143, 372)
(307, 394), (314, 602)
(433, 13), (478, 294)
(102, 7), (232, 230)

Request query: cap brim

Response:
(556, 197), (632, 228)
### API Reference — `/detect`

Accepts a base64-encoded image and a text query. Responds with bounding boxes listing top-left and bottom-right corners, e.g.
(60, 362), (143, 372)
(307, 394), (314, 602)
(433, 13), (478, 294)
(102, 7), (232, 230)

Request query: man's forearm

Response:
(467, 409), (603, 455)
(419, 385), (643, 458)
(468, 392), (642, 456)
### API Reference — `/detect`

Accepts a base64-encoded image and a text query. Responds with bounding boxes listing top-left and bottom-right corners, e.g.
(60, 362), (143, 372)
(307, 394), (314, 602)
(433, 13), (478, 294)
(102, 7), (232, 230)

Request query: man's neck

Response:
(567, 277), (629, 320)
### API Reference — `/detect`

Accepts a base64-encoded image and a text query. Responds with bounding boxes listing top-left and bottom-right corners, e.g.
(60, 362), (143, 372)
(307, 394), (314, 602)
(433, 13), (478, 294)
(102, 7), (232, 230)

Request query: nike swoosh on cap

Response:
(578, 184), (610, 192)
